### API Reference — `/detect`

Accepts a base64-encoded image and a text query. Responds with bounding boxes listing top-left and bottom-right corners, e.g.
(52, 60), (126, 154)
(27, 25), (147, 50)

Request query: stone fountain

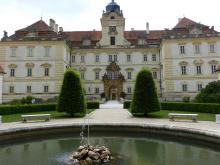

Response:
(70, 114), (113, 165)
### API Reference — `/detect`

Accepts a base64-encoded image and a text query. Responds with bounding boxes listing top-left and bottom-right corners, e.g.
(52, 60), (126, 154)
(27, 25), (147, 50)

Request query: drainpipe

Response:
(159, 48), (163, 98)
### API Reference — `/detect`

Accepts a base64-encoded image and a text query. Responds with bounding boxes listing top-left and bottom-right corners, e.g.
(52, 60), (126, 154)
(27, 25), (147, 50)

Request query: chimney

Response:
(146, 22), (150, 34)
(55, 24), (58, 33)
(59, 27), (63, 32)
(211, 26), (214, 30)
(131, 28), (134, 31)
(49, 19), (55, 31)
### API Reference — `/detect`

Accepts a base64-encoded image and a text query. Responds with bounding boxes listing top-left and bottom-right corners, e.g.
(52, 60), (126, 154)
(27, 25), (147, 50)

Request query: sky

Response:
(0, 0), (220, 36)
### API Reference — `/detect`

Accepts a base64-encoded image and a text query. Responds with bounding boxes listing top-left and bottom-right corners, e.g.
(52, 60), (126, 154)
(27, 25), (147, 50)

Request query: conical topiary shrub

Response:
(57, 69), (86, 117)
(130, 68), (160, 116)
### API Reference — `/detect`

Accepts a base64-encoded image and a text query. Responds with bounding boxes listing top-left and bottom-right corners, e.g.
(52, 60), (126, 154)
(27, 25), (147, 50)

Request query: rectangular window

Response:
(110, 37), (115, 45)
(152, 54), (157, 61)
(45, 68), (49, 77)
(27, 47), (34, 57)
(127, 54), (131, 62)
(196, 65), (202, 74)
(27, 68), (32, 77)
(27, 86), (32, 93)
(181, 66), (186, 75)
(95, 72), (100, 80)
(127, 87), (132, 94)
(45, 47), (50, 57)
(109, 55), (112, 62)
(44, 85), (49, 93)
(10, 68), (15, 77)
(81, 72), (85, 80)
(95, 55), (100, 62)
(95, 88), (99, 94)
(114, 55), (117, 62)
(198, 84), (203, 91)
(153, 72), (157, 79)
(210, 44), (215, 53)
(211, 65), (216, 74)
(182, 84), (187, 92)
(127, 72), (132, 80)
(9, 86), (14, 93)
(81, 55), (85, 63)
(195, 44), (200, 54)
(10, 47), (16, 57)
(71, 55), (75, 63)
(143, 55), (147, 62)
(180, 45), (185, 54)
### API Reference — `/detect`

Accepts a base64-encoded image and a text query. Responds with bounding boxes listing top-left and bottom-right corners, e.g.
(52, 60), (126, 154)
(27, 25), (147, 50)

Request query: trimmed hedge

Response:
(0, 104), (56, 115)
(87, 102), (100, 109)
(124, 101), (220, 114)
(0, 102), (99, 116)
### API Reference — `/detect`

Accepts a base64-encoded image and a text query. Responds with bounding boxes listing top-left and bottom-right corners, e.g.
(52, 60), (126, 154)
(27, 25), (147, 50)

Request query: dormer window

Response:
(138, 39), (146, 45)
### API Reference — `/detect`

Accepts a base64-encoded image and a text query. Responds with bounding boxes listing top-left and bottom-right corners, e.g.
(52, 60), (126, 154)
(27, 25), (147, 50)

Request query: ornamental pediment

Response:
(41, 63), (52, 68)
(79, 66), (87, 71)
(179, 61), (188, 66)
(193, 59), (204, 65)
(151, 67), (159, 71)
(8, 64), (17, 68)
(208, 60), (218, 65)
(93, 68), (102, 71)
(25, 63), (35, 68)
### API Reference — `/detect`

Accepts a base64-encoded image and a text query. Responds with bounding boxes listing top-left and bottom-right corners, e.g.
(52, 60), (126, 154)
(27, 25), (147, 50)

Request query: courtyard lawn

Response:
(2, 109), (95, 123)
(148, 110), (216, 121)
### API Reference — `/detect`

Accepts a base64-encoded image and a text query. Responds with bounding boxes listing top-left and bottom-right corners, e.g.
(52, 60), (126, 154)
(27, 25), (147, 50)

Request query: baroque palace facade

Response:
(1, 0), (220, 103)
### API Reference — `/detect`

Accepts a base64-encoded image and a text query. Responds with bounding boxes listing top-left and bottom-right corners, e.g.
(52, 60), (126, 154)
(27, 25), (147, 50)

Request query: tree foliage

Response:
(195, 81), (220, 103)
(130, 69), (160, 115)
(57, 69), (86, 116)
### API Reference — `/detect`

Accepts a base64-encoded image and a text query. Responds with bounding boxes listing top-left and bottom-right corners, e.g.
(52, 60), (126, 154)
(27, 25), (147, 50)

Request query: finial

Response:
(112, 0), (114, 2)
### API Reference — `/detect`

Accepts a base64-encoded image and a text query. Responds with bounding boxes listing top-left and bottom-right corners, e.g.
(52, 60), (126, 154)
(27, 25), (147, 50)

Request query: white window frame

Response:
(27, 68), (32, 77)
(127, 54), (131, 62)
(127, 72), (132, 80)
(211, 65), (216, 74)
(10, 68), (15, 77)
(27, 86), (32, 93)
(182, 84), (187, 92)
(45, 47), (50, 57)
(181, 66), (186, 75)
(95, 55), (100, 62)
(9, 86), (14, 93)
(143, 55), (147, 62)
(44, 85), (49, 93)
(210, 44), (215, 53)
(27, 47), (34, 57)
(45, 68), (49, 77)
(10, 47), (16, 57)
(198, 84), (203, 91)
(194, 44), (200, 54)
(152, 54), (157, 61)
(196, 65), (202, 74)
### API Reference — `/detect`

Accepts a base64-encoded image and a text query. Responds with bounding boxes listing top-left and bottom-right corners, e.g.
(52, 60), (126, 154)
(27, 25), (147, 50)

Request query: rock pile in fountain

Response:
(71, 145), (112, 165)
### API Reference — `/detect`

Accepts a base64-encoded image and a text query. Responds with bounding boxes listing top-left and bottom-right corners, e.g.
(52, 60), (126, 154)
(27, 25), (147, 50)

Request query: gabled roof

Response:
(0, 65), (5, 74)
(63, 31), (102, 41)
(16, 20), (52, 32)
(174, 17), (209, 29)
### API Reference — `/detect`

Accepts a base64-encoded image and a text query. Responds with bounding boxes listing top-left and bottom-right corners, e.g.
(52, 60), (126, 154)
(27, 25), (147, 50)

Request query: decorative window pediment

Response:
(208, 60), (218, 65)
(125, 68), (134, 71)
(25, 63), (35, 68)
(179, 61), (188, 66)
(193, 59), (204, 65)
(79, 66), (87, 71)
(151, 67), (159, 71)
(8, 64), (18, 68)
(41, 63), (52, 68)
(93, 68), (102, 72)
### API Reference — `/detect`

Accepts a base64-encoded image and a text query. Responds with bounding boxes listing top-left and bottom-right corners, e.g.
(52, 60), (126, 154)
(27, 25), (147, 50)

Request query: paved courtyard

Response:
(0, 101), (220, 140)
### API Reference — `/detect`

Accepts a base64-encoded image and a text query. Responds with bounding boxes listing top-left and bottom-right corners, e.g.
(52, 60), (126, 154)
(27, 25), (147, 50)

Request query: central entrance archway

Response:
(102, 62), (125, 100)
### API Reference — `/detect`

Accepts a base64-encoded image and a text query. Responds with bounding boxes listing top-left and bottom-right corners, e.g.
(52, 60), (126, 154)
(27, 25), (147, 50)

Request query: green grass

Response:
(2, 109), (95, 123)
(133, 110), (216, 121)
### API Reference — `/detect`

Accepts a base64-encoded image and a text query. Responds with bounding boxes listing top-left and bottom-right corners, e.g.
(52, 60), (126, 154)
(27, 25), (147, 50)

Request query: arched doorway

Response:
(102, 62), (125, 100)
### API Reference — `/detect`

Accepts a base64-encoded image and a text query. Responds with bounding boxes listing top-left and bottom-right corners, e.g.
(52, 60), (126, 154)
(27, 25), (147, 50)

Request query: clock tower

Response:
(98, 0), (130, 47)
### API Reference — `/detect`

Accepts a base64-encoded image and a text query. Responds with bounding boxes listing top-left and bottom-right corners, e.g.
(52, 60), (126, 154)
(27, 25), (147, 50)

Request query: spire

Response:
(112, 0), (114, 2)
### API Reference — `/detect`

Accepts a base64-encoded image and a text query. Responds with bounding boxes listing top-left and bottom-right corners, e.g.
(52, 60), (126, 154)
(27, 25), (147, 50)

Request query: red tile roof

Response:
(63, 31), (102, 41)
(0, 65), (5, 74)
(174, 17), (208, 29)
(16, 20), (52, 32)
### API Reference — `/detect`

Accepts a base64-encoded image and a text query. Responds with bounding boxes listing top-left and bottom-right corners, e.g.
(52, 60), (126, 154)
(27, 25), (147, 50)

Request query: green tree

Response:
(195, 80), (220, 103)
(130, 69), (160, 116)
(57, 69), (86, 116)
